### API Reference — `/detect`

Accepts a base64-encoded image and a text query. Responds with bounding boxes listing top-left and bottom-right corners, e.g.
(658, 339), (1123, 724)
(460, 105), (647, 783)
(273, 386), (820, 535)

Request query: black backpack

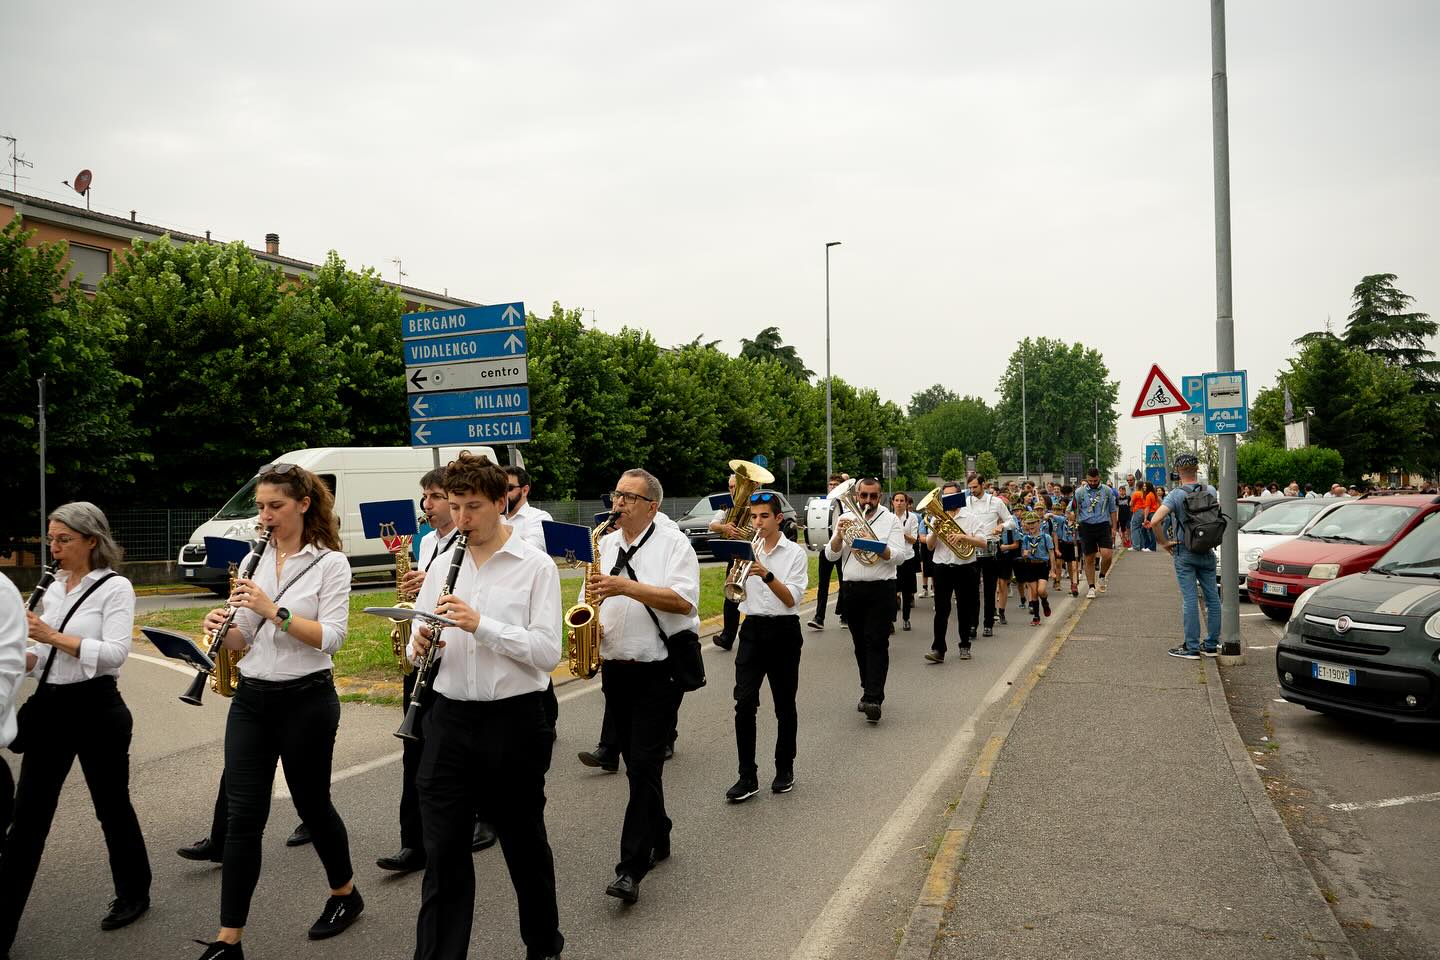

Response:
(1182, 484), (1226, 552)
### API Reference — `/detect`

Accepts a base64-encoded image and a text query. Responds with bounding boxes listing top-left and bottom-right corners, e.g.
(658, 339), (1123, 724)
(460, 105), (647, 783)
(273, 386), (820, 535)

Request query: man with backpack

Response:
(1144, 454), (1225, 660)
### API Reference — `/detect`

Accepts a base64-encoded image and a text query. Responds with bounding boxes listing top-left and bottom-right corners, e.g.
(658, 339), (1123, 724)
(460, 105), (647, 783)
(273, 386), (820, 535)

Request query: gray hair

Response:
(620, 468), (664, 505)
(49, 501), (124, 568)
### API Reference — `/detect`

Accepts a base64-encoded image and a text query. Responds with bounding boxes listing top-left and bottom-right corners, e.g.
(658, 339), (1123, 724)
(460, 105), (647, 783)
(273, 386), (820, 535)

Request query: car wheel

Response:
(1260, 604), (1289, 622)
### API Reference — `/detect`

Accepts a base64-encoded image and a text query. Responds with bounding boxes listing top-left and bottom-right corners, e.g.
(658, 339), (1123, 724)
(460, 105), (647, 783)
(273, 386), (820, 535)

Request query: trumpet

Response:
(181, 529), (271, 706)
(722, 534), (764, 602)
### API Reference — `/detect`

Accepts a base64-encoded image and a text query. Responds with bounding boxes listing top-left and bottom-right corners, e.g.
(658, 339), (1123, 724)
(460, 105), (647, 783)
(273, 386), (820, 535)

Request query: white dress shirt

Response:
(598, 521), (701, 663)
(504, 502), (553, 553)
(738, 535), (809, 617)
(408, 532), (561, 701)
(233, 544), (350, 681)
(894, 511), (919, 564)
(419, 526), (463, 574)
(823, 505), (905, 581)
(930, 508), (978, 566)
(28, 567), (134, 683)
(966, 492), (1016, 537)
(0, 576), (29, 749)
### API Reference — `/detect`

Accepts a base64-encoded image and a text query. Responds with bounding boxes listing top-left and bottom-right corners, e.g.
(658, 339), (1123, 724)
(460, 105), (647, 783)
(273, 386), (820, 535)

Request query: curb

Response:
(1204, 657), (1359, 958)
(892, 591), (1092, 960)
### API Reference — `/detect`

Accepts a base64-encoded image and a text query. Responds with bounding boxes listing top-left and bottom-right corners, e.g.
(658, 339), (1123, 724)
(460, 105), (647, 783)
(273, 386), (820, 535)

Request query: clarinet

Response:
(26, 562), (59, 612)
(394, 531), (468, 742)
(180, 529), (272, 706)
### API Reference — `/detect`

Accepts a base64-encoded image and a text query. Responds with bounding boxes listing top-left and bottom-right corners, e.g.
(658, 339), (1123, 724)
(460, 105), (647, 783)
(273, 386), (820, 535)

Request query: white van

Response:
(176, 445), (497, 594)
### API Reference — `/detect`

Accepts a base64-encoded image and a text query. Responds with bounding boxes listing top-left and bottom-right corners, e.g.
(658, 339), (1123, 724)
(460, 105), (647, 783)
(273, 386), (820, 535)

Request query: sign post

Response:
(402, 302), (531, 450)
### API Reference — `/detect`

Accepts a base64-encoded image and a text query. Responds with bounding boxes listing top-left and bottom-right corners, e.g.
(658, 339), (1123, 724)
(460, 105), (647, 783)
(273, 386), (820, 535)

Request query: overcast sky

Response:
(8, 1), (1438, 476)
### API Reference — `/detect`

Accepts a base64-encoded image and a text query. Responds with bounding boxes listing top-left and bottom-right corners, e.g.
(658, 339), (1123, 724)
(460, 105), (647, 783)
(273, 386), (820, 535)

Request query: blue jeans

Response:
(1129, 513), (1146, 549)
(1173, 548), (1220, 651)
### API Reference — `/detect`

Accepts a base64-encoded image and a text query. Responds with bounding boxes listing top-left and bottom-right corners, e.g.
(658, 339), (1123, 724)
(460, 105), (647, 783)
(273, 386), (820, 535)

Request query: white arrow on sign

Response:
(502, 305), (521, 325)
(414, 423), (431, 443)
(411, 396), (429, 418)
(504, 333), (522, 354)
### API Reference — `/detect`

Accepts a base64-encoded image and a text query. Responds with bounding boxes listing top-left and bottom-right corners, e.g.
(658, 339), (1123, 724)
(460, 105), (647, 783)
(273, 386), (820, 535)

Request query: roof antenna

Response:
(2, 135), (34, 191)
(390, 258), (407, 286)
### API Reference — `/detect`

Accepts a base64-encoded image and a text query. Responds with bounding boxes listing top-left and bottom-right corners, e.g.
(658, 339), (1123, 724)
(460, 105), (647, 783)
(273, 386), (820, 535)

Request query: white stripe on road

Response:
(1240, 612), (1267, 618)
(1328, 791), (1440, 813)
(1248, 645), (1275, 650)
(128, 651), (203, 676)
(789, 605), (1062, 960)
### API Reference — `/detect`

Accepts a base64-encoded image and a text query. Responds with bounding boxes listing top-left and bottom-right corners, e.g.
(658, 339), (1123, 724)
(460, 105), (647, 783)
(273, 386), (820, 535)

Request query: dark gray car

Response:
(676, 491), (800, 556)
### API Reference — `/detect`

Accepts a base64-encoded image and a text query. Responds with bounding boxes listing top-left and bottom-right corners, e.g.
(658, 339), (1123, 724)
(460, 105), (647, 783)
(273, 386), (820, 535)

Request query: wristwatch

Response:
(275, 607), (292, 632)
(763, 572), (775, 584)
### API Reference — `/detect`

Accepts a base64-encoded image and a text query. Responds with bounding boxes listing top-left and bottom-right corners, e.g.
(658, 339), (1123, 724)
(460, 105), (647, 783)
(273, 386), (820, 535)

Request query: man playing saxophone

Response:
(824, 477), (906, 724)
(407, 452), (564, 960)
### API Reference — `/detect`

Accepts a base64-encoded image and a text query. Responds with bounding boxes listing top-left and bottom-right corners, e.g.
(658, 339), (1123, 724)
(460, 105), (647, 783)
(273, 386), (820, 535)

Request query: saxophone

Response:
(564, 511), (619, 679)
(208, 561), (244, 696)
(384, 519), (421, 676)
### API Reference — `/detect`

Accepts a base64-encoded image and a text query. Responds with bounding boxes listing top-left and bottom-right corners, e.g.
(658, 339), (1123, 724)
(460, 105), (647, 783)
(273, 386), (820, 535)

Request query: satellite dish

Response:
(73, 169), (92, 194)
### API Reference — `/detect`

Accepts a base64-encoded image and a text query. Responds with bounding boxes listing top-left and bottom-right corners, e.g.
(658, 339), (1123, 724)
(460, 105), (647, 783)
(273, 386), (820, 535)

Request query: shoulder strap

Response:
(274, 553), (327, 604)
(614, 525), (671, 643)
(38, 572), (120, 687)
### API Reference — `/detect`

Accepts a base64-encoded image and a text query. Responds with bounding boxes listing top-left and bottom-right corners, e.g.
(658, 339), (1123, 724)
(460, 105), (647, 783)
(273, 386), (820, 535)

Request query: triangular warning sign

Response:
(1131, 364), (1191, 417)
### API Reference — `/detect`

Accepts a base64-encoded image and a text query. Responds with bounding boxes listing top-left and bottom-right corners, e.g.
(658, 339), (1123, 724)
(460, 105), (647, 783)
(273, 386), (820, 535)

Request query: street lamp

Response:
(825, 241), (841, 479)
(1021, 346), (1028, 480)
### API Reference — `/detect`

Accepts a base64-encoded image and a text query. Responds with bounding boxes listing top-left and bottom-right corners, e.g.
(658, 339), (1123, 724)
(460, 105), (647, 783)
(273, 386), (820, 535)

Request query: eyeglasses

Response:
(855, 491), (881, 501)
(506, 484), (521, 492)
(609, 490), (655, 505)
(46, 534), (81, 545)
(748, 492), (776, 504)
(256, 462), (299, 479)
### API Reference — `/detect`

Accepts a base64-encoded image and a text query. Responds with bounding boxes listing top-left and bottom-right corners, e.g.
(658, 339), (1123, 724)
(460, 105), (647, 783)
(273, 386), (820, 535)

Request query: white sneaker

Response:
(1098, 578), (1108, 594)
(1086, 587), (1096, 599)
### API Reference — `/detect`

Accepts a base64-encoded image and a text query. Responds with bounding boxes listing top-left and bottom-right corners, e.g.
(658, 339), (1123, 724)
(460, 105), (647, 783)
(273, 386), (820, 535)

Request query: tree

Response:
(938, 448), (967, 481)
(1339, 274), (1436, 375)
(738, 326), (813, 380)
(908, 384), (960, 418)
(991, 338), (1121, 476)
(1160, 423), (1219, 486)
(0, 216), (145, 553)
(98, 237), (347, 505)
(1237, 440), (1344, 491)
(976, 451), (1000, 481)
(913, 396), (994, 470)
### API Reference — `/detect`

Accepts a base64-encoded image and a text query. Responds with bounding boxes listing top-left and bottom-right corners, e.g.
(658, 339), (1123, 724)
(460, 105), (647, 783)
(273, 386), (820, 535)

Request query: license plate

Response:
(1262, 581), (1286, 597)
(1311, 661), (1356, 686)
(184, 568), (195, 578)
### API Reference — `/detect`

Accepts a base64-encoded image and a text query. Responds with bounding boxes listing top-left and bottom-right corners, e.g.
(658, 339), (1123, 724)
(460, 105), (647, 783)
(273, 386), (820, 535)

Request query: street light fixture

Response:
(825, 241), (841, 479)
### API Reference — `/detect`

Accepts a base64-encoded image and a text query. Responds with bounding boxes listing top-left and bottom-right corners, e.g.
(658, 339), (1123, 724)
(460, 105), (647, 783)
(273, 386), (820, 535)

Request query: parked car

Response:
(676, 491), (800, 557)
(1247, 494), (1440, 621)
(1220, 497), (1339, 592)
(1276, 508), (1440, 724)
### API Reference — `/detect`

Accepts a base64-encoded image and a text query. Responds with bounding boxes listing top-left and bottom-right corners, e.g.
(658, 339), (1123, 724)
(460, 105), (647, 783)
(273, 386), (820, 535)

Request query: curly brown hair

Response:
(255, 464), (341, 550)
(443, 451), (506, 501)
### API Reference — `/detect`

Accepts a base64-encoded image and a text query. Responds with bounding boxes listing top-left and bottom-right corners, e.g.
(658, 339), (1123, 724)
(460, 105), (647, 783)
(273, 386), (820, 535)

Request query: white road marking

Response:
(1328, 791), (1440, 813)
(789, 610), (1059, 960)
(128, 651), (202, 677)
(1249, 644), (1276, 650)
(1240, 612), (1267, 618)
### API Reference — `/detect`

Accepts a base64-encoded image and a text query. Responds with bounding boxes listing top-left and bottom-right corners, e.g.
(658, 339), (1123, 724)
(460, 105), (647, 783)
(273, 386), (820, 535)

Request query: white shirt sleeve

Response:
(314, 552), (352, 655)
(0, 577), (28, 749)
(779, 542), (808, 608)
(76, 579), (135, 678)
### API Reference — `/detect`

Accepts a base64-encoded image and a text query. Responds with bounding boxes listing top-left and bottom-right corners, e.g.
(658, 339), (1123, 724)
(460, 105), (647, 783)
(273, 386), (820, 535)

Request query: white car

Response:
(1218, 497), (1339, 591)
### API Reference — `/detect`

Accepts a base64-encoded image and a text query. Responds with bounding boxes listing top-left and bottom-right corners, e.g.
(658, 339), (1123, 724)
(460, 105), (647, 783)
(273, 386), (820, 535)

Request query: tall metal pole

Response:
(1094, 397), (1100, 471)
(1021, 348), (1028, 480)
(38, 376), (47, 566)
(825, 241), (840, 479)
(1211, 0), (1242, 661)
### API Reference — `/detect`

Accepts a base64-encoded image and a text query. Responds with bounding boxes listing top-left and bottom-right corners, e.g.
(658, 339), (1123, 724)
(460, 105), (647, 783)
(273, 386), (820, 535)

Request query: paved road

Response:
(7, 583), (1080, 960)
(1223, 612), (1440, 959)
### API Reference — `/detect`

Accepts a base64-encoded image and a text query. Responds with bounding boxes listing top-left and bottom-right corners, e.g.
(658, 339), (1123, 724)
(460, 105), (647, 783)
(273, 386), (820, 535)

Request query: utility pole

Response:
(824, 242), (841, 479)
(1021, 348), (1029, 480)
(38, 377), (48, 566)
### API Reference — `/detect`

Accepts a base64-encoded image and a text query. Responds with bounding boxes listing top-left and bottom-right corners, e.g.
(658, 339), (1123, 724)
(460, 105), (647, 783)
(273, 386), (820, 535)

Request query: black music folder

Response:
(141, 627), (214, 671)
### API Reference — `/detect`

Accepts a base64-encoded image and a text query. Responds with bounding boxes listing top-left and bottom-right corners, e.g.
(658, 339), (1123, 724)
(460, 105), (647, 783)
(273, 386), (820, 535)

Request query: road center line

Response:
(1328, 791), (1440, 813)
(789, 608), (1060, 960)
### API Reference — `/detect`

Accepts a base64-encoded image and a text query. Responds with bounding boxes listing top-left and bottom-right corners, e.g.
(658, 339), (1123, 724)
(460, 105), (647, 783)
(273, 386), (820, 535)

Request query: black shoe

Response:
(100, 896), (149, 931)
(606, 873), (640, 904)
(713, 635), (734, 651)
(807, 618), (824, 630)
(649, 839), (671, 868)
(286, 823), (312, 847)
(856, 699), (866, 713)
(376, 847), (426, 872)
(472, 821), (497, 851)
(663, 741), (675, 761)
(998, 611), (1007, 625)
(902, 620), (911, 631)
(578, 745), (620, 772)
(1041, 598), (1051, 617)
(771, 770), (795, 794)
(982, 626), (993, 637)
(957, 648), (973, 660)
(862, 702), (882, 724)
(924, 651), (944, 664)
(839, 617), (847, 625)
(177, 837), (222, 863)
(193, 939), (243, 960)
(307, 888), (364, 940)
(726, 777), (760, 802)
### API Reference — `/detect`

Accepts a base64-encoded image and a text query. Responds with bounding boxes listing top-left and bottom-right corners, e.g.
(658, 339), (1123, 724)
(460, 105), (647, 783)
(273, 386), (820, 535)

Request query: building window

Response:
(65, 243), (110, 290)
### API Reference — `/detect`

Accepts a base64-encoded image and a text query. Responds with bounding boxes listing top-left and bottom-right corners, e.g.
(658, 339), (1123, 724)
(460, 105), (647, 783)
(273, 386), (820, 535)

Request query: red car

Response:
(1247, 493), (1440, 621)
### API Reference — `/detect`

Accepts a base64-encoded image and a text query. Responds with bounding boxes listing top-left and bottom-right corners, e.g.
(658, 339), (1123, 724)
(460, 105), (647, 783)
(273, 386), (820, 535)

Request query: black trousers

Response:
(221, 673), (352, 929)
(815, 550), (845, 622)
(720, 560), (741, 643)
(932, 563), (980, 653)
(973, 556), (999, 631)
(597, 687), (680, 754)
(415, 691), (562, 960)
(845, 579), (897, 704)
(601, 660), (678, 878)
(0, 677), (151, 951)
(733, 615), (803, 778)
(400, 669), (424, 849)
(896, 555), (919, 622)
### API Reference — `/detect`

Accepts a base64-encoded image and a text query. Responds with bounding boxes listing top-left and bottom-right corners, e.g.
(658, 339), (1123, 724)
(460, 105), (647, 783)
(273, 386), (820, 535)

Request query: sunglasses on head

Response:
(256, 462), (299, 479)
(749, 492), (776, 504)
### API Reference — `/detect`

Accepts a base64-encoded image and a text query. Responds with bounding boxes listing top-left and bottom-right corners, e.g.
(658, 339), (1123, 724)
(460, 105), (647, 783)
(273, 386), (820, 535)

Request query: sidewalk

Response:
(899, 551), (1357, 960)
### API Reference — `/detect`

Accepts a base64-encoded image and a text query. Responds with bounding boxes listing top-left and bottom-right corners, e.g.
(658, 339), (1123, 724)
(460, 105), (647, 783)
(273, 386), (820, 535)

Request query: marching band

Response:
(3, 452), (1097, 960)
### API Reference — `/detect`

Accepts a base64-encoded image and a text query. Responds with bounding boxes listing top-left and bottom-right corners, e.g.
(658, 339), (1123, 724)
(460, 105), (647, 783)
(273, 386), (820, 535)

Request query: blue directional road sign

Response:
(404, 329), (526, 367)
(401, 303), (524, 341)
(1181, 375), (1205, 411)
(409, 387), (529, 421)
(1203, 370), (1248, 435)
(411, 415), (532, 447)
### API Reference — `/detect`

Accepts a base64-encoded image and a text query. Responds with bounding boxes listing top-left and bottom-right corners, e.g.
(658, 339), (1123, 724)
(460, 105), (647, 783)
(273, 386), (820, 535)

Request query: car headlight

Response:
(1309, 563), (1341, 580)
(1425, 611), (1440, 640)
(1244, 547), (1264, 564)
(1289, 586), (1320, 625)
